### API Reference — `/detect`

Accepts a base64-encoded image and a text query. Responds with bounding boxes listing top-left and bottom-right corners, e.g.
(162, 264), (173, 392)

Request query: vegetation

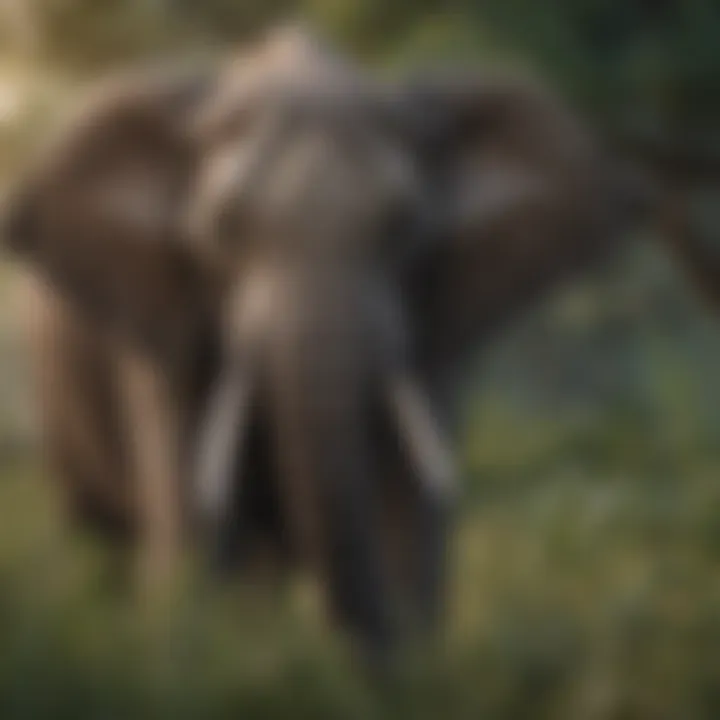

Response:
(0, 1), (719, 717)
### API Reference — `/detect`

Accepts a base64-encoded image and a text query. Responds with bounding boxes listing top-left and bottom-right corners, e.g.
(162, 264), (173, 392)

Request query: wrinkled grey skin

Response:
(1, 27), (643, 664)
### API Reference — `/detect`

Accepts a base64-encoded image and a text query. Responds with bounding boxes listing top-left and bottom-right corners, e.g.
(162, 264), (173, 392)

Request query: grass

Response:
(2, 401), (720, 720)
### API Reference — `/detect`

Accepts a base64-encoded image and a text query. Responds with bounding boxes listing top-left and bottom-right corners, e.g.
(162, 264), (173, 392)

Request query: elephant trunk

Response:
(265, 267), (394, 660)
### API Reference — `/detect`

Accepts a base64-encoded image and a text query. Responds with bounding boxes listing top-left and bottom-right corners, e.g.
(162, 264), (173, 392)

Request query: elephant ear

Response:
(399, 71), (638, 394)
(1, 63), (216, 357)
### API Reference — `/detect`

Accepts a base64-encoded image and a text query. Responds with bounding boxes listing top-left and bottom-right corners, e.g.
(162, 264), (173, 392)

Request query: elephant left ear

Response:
(1, 63), (217, 355)
(397, 71), (639, 384)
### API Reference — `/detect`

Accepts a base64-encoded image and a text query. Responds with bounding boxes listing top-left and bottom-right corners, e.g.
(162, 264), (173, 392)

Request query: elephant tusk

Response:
(194, 358), (252, 529)
(385, 375), (457, 506)
(194, 266), (281, 529)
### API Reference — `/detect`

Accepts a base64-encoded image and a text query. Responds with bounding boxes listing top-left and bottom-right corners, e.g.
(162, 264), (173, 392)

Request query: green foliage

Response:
(472, 0), (720, 156)
(2, 0), (718, 139)
(2, 398), (720, 720)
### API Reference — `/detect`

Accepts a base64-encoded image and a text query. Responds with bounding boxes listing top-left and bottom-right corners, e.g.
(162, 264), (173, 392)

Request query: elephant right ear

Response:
(395, 70), (641, 389)
(1, 64), (217, 355)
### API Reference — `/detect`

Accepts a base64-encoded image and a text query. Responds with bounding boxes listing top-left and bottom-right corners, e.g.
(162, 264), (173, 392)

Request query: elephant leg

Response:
(229, 410), (293, 586)
(379, 462), (449, 640)
(119, 348), (184, 601)
(412, 488), (451, 636)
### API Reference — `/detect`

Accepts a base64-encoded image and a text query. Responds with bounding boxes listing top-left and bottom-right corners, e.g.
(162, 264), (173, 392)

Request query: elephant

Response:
(1, 25), (660, 664)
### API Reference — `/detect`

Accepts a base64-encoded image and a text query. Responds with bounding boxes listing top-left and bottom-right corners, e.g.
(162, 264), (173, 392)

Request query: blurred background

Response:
(0, 2), (719, 718)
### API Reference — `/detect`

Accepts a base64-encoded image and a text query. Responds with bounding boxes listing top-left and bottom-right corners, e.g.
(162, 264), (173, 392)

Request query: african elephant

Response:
(1, 26), (650, 664)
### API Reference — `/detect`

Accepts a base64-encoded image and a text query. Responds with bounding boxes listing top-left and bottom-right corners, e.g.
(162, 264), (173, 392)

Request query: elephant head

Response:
(0, 26), (646, 666)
